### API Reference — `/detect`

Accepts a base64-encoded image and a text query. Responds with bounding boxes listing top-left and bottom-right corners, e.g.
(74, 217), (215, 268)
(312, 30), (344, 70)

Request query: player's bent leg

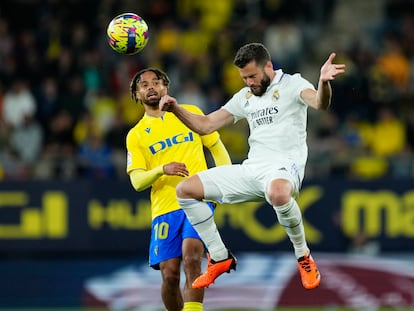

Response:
(178, 198), (228, 261)
(159, 258), (183, 311)
(178, 173), (237, 289)
(269, 179), (320, 289)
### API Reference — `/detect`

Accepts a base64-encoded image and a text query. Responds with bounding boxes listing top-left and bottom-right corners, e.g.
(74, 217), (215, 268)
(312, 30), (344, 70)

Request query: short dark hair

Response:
(233, 43), (271, 68)
(130, 68), (170, 103)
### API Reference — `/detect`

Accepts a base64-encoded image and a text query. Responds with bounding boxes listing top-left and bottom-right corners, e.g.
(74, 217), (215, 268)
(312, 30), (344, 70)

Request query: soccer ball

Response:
(107, 13), (149, 55)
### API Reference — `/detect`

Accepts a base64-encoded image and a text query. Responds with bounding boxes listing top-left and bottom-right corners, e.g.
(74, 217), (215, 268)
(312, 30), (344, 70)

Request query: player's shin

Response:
(178, 198), (228, 261)
(273, 198), (310, 258)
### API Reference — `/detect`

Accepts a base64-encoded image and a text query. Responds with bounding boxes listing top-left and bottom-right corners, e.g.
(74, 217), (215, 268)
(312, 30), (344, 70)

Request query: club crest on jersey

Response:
(149, 132), (194, 154)
(244, 90), (252, 107)
(272, 89), (279, 101)
(145, 127), (151, 133)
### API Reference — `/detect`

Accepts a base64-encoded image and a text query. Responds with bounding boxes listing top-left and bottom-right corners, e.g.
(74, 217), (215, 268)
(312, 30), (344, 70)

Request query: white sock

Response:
(273, 198), (309, 259)
(178, 198), (228, 261)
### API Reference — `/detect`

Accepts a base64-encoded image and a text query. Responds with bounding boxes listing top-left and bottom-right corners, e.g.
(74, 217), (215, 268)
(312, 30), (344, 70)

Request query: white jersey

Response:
(222, 69), (315, 167)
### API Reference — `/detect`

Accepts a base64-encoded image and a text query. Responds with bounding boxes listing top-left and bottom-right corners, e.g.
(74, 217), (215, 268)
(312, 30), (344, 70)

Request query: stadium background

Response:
(1, 0), (414, 310)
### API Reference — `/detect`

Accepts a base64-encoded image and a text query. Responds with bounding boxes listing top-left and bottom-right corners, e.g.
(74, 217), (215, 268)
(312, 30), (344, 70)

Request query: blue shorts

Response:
(149, 202), (214, 270)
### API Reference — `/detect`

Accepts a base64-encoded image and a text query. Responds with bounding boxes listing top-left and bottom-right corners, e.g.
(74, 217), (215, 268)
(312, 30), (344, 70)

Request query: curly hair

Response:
(130, 68), (170, 103)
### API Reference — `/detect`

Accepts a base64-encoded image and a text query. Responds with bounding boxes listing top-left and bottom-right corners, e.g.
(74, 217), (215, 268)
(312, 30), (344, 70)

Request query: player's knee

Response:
(269, 193), (290, 207)
(176, 180), (191, 198)
(161, 266), (180, 288)
(176, 176), (204, 200)
(182, 254), (202, 280)
(268, 179), (292, 206)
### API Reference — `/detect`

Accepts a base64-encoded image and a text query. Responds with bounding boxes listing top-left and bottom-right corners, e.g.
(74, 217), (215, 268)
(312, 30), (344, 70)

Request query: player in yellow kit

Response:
(126, 68), (231, 311)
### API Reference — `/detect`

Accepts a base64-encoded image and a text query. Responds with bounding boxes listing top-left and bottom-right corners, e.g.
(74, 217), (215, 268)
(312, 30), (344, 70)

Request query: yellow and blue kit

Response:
(126, 105), (220, 268)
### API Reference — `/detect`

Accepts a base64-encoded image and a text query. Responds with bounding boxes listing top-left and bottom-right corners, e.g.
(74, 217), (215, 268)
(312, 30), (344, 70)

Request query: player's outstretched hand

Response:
(163, 162), (189, 177)
(320, 53), (346, 82)
(160, 95), (178, 112)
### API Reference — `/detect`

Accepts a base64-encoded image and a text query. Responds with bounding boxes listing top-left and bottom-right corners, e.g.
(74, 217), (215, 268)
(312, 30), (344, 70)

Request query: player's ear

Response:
(264, 61), (274, 76)
(265, 60), (273, 70)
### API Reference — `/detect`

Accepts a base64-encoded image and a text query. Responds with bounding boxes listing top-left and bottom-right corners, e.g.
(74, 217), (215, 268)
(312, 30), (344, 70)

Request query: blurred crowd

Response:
(0, 0), (413, 181)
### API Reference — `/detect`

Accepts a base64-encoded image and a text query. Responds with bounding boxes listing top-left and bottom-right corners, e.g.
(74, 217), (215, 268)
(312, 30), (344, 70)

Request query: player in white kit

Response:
(160, 43), (346, 290)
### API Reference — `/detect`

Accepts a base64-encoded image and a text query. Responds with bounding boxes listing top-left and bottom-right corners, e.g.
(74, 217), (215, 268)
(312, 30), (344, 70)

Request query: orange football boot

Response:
(192, 251), (237, 289)
(297, 254), (321, 289)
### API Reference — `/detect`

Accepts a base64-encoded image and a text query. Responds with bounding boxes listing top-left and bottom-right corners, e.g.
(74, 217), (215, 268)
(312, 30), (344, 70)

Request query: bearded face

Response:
(140, 87), (166, 106)
(136, 71), (168, 107)
(250, 72), (271, 96)
(239, 61), (273, 97)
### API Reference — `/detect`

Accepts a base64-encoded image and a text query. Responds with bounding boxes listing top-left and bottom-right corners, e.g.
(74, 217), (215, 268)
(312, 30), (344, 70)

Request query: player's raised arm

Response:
(302, 52), (346, 110)
(160, 94), (234, 135)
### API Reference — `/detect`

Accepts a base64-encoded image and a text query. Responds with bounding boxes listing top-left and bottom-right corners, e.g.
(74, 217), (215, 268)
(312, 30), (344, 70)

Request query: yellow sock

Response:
(182, 301), (203, 311)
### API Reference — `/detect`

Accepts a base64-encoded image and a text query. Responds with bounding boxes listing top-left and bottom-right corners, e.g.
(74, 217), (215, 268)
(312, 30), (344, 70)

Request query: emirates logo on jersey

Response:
(249, 107), (279, 129)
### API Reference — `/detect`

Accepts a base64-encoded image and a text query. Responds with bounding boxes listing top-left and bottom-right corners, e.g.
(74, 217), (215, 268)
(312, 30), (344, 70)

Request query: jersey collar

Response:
(270, 69), (284, 87)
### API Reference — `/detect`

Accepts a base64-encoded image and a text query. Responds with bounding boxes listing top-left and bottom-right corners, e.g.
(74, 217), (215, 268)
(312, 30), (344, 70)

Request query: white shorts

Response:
(198, 160), (304, 206)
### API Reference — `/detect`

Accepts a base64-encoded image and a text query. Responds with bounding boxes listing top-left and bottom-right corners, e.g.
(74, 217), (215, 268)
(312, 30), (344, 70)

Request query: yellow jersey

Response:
(126, 105), (219, 219)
